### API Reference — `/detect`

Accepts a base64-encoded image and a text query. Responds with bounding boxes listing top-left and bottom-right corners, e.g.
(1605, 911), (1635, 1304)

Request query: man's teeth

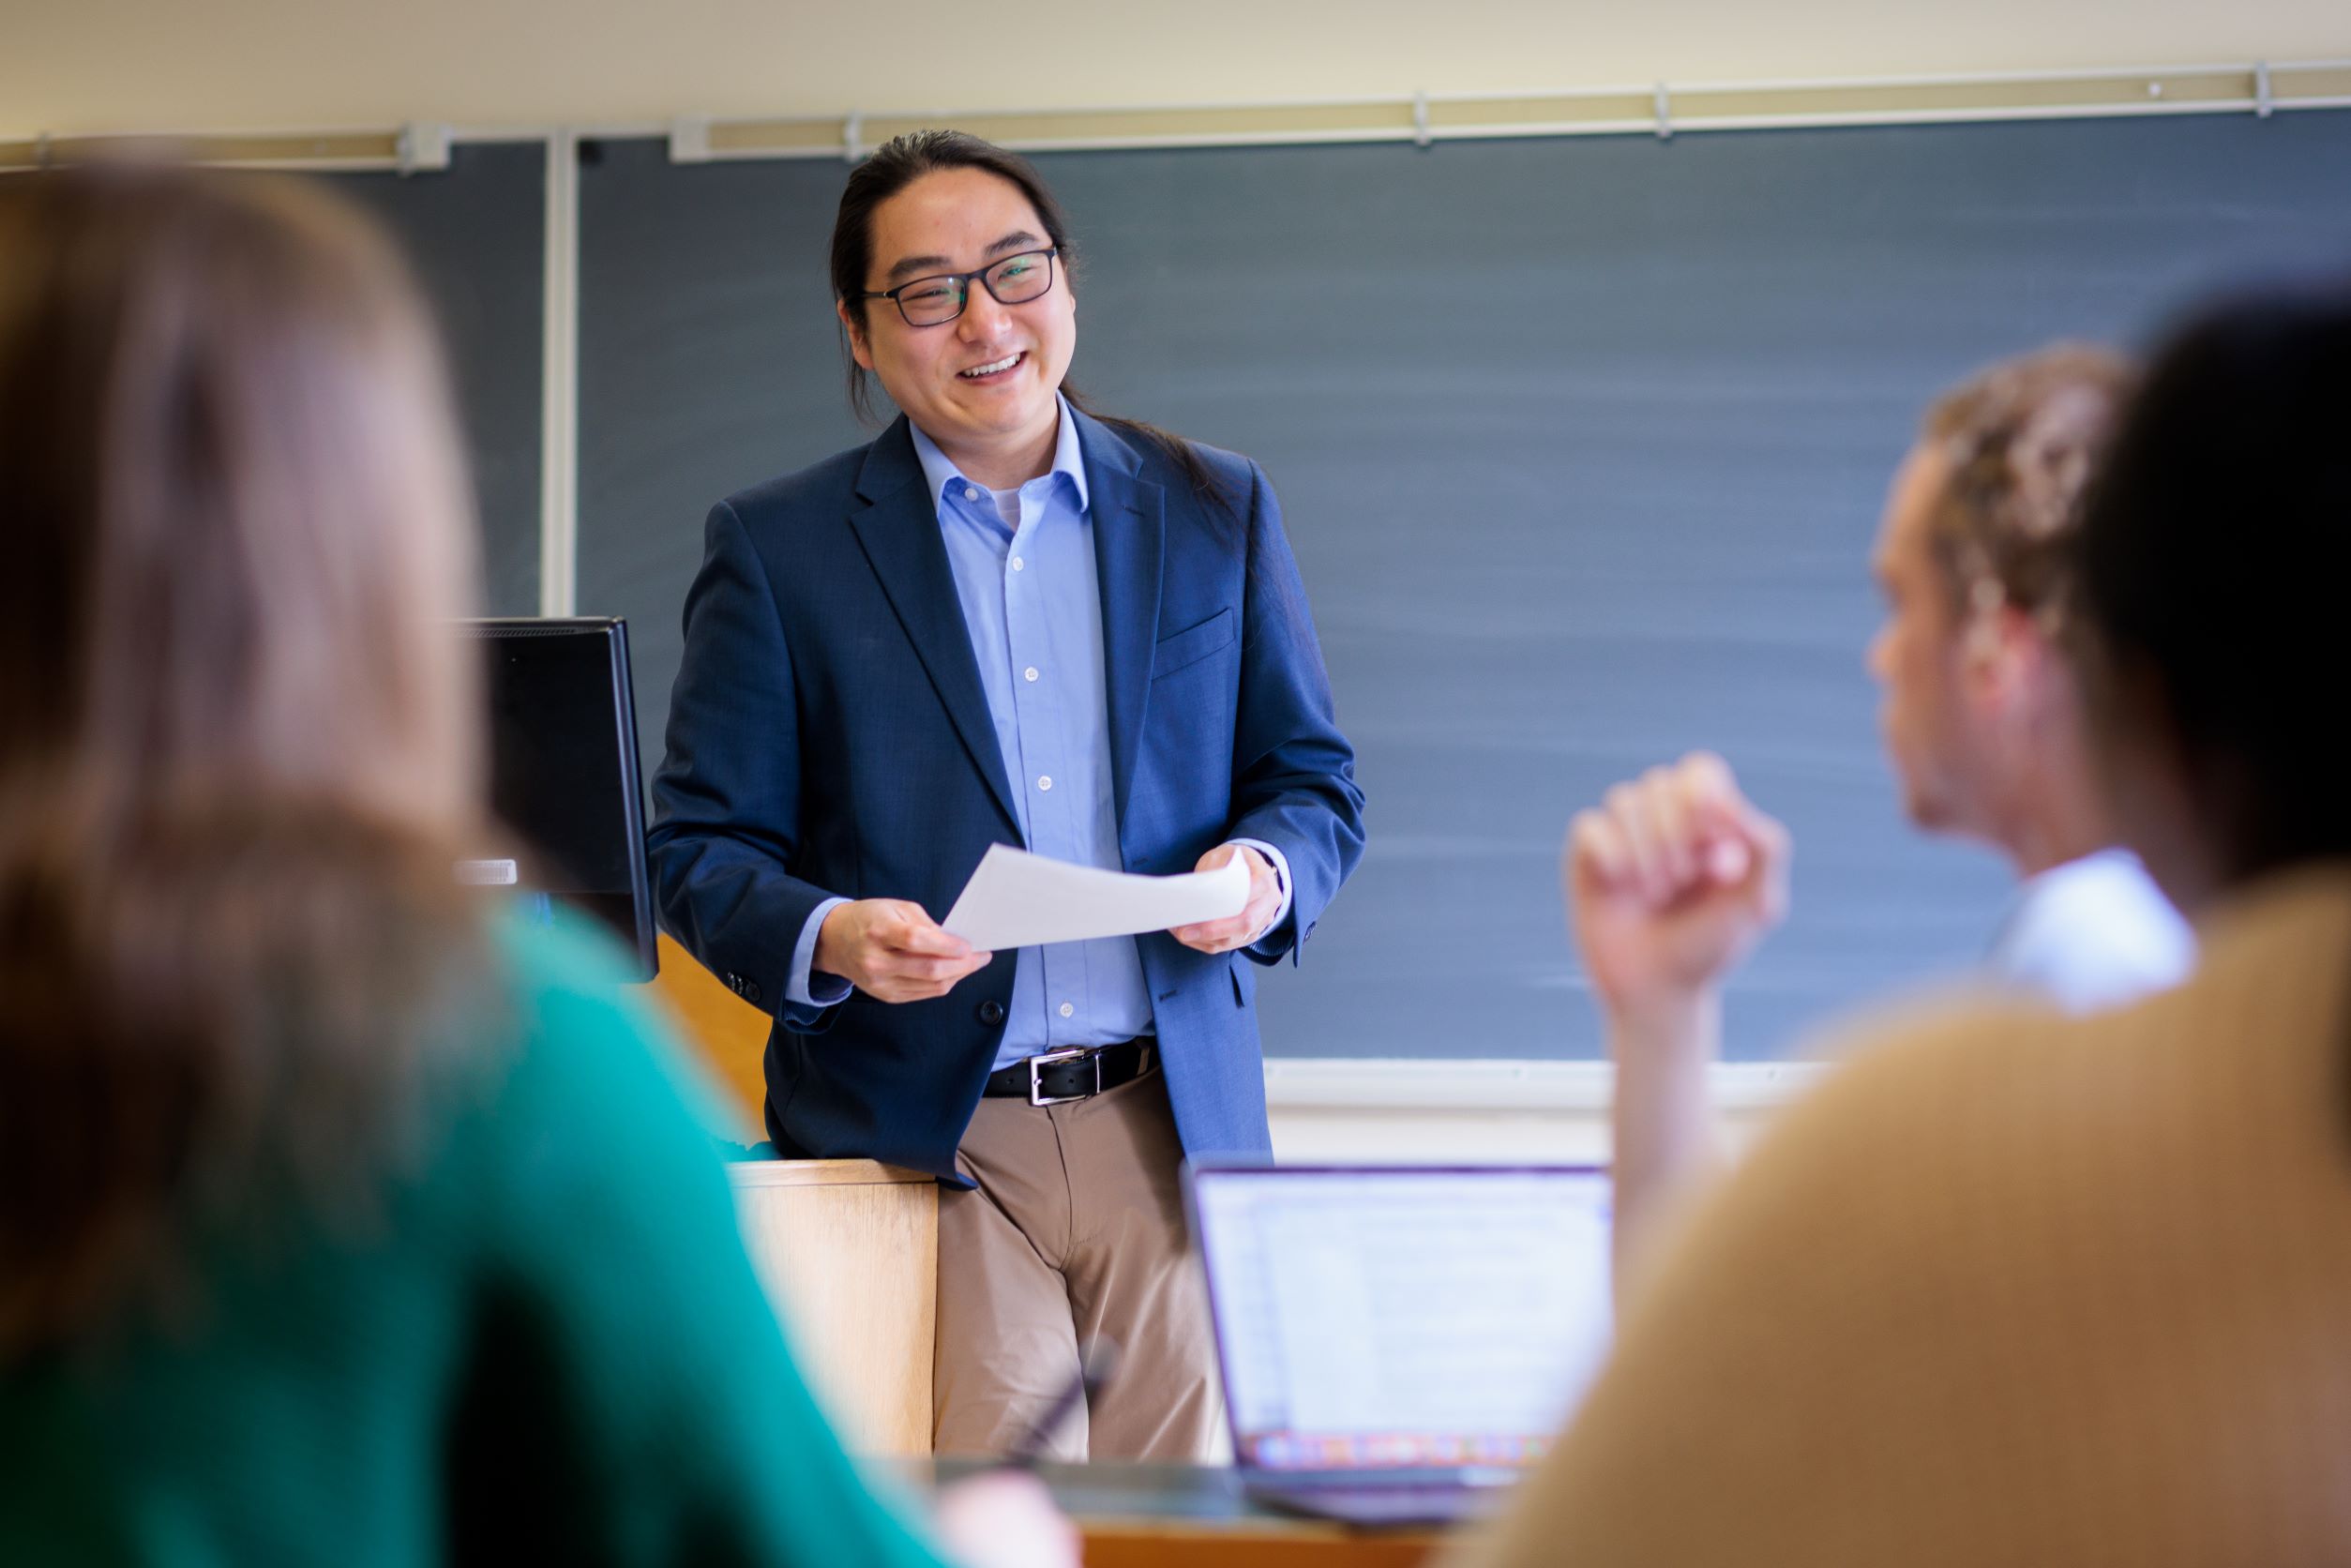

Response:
(960, 354), (1022, 378)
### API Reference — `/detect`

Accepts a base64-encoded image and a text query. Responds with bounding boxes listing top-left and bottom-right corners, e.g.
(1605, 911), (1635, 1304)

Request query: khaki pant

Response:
(933, 1068), (1228, 1462)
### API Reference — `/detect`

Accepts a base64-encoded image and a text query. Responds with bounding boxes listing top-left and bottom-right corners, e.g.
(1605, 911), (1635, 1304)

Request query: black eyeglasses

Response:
(855, 248), (1060, 328)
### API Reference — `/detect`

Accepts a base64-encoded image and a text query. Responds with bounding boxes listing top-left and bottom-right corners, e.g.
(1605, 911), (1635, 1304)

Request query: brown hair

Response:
(1920, 343), (2136, 626)
(0, 166), (493, 1352)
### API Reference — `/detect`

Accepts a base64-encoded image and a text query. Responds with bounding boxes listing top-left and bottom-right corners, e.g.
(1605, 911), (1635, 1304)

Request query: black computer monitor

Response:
(462, 617), (658, 981)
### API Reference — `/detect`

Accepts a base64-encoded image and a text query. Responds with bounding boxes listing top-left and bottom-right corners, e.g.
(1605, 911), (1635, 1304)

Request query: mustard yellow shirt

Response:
(1457, 866), (2351, 1568)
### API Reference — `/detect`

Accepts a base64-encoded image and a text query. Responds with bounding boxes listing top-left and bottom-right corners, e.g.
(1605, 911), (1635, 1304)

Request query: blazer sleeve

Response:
(1225, 458), (1367, 966)
(645, 498), (840, 1028)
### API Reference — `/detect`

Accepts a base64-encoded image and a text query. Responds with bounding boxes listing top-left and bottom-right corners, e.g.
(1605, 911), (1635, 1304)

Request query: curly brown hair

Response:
(1920, 343), (2136, 628)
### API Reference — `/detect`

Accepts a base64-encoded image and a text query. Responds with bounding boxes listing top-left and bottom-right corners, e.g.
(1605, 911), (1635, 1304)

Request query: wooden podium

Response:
(650, 933), (941, 1455)
(729, 1158), (938, 1455)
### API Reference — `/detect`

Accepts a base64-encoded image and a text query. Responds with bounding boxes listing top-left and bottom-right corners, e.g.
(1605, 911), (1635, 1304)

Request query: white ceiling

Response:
(11, 0), (2347, 137)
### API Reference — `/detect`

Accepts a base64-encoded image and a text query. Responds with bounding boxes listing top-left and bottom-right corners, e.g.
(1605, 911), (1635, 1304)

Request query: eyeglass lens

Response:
(897, 250), (1055, 326)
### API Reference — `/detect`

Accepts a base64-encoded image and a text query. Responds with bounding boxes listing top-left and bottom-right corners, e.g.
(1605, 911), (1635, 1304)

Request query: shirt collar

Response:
(909, 393), (1090, 517)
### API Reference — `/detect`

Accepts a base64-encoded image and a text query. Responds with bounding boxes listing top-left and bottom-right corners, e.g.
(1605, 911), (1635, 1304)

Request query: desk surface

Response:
(913, 1459), (1449, 1568)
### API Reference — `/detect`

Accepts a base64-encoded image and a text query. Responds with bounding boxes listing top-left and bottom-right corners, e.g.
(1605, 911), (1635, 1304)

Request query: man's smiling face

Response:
(840, 166), (1076, 486)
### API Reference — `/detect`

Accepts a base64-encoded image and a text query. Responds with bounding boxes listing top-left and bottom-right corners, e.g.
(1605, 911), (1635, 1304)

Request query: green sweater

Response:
(0, 916), (954, 1567)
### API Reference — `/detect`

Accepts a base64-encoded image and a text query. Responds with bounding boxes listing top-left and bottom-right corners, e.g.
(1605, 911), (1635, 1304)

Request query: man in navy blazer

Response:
(649, 406), (1360, 1172)
(647, 132), (1363, 1461)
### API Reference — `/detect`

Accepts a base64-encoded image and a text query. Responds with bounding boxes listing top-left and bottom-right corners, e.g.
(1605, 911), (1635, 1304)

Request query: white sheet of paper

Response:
(941, 844), (1251, 951)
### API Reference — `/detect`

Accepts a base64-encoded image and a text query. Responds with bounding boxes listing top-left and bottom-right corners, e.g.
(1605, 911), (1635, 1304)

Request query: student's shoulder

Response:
(472, 911), (737, 1156)
(1635, 997), (2051, 1277)
(1661, 980), (2210, 1300)
(1806, 988), (2076, 1116)
(1756, 990), (2101, 1180)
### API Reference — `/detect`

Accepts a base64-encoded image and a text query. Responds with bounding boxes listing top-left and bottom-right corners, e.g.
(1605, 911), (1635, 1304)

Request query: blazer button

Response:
(742, 980), (762, 1005)
(977, 1000), (1006, 1026)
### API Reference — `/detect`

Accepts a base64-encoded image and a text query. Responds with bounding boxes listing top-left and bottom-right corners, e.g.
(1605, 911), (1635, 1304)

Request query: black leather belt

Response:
(983, 1040), (1154, 1106)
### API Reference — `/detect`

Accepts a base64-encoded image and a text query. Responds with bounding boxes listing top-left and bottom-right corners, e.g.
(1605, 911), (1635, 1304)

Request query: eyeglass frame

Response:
(851, 247), (1062, 328)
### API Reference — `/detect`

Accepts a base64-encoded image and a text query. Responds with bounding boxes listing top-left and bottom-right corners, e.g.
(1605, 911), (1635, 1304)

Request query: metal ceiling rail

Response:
(663, 57), (2351, 164)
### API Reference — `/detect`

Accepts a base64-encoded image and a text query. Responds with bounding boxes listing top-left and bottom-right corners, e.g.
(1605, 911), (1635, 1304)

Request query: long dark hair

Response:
(829, 129), (1245, 527)
(0, 167), (494, 1353)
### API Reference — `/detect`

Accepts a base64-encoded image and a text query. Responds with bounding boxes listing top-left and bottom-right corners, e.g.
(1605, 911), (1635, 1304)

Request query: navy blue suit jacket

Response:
(646, 410), (1364, 1181)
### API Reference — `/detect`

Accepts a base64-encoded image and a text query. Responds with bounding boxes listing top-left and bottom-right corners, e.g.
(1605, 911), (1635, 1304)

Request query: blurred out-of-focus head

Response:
(0, 164), (489, 1352)
(2073, 285), (2351, 912)
(0, 161), (480, 834)
(1867, 344), (2134, 838)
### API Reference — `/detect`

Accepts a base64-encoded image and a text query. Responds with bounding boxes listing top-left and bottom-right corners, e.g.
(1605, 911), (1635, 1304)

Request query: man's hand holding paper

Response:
(814, 898), (992, 1003)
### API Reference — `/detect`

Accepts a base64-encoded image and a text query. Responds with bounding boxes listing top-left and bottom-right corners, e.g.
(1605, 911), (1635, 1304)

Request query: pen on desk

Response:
(1003, 1338), (1123, 1469)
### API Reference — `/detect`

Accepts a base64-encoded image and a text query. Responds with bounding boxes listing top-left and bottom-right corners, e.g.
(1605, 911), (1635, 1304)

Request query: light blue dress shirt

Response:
(785, 398), (1289, 1071)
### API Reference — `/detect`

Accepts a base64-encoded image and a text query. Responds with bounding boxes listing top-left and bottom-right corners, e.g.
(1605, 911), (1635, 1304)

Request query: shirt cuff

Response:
(1228, 838), (1293, 943)
(789, 896), (855, 1009)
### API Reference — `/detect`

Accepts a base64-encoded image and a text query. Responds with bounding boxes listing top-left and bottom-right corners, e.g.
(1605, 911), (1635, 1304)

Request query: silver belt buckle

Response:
(1029, 1045), (1098, 1107)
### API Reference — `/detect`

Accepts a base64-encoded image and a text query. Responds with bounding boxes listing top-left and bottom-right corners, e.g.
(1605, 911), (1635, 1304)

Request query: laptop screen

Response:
(1188, 1165), (1614, 1472)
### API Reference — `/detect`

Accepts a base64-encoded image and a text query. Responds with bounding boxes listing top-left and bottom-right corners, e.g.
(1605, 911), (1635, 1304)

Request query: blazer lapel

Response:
(846, 419), (1022, 837)
(1079, 412), (1165, 838)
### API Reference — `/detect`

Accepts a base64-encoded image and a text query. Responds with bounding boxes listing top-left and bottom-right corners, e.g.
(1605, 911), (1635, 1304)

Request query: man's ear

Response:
(1963, 601), (2042, 707)
(836, 297), (875, 372)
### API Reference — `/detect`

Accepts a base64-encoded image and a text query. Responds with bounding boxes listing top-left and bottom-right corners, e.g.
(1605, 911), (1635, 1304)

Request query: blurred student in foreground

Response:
(0, 166), (1071, 1568)
(1457, 286), (2351, 1565)
(1571, 344), (2194, 1293)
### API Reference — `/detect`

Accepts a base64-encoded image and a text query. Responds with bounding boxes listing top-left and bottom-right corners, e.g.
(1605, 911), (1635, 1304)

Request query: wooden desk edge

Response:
(724, 1157), (936, 1189)
(1074, 1511), (1443, 1544)
(1078, 1518), (1442, 1568)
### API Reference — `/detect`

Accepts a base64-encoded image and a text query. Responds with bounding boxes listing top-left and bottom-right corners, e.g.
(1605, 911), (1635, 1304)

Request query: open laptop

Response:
(1184, 1162), (1615, 1527)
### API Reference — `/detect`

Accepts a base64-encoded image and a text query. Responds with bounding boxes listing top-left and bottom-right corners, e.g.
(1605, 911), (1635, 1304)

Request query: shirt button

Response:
(1036, 776), (1052, 792)
(1059, 1002), (1075, 1018)
(962, 486), (980, 502)
(1010, 556), (1025, 572)
(1024, 666), (1039, 683)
